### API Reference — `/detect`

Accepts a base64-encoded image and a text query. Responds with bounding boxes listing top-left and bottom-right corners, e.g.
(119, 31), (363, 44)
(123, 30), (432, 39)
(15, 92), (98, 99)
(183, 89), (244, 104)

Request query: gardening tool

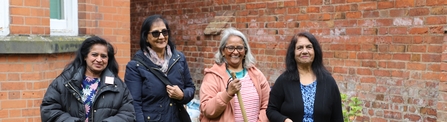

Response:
(230, 72), (247, 122)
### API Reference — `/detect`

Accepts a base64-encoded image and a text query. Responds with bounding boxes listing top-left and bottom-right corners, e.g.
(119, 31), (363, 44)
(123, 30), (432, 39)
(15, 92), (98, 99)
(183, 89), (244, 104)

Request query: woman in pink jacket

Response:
(200, 28), (270, 122)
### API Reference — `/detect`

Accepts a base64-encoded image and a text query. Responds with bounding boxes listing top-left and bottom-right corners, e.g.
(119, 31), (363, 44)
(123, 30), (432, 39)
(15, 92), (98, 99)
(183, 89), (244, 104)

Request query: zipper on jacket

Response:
(67, 81), (88, 120)
(67, 82), (83, 103)
(165, 55), (181, 75)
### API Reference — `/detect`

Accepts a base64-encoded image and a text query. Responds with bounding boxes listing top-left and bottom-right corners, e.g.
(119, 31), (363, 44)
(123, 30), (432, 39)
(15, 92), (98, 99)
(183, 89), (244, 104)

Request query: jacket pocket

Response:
(144, 113), (161, 122)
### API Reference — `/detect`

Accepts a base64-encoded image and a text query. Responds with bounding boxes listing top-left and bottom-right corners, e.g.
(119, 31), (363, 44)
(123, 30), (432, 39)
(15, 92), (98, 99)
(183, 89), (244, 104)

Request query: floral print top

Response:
(301, 81), (317, 122)
(81, 76), (100, 122)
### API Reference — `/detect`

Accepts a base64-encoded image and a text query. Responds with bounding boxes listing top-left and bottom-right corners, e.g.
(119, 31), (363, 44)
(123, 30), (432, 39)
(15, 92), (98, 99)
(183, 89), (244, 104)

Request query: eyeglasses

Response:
(150, 29), (169, 37)
(225, 46), (246, 52)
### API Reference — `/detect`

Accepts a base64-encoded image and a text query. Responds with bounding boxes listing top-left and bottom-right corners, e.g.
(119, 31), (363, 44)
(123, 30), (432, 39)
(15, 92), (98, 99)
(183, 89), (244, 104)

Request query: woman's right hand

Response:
(284, 118), (293, 122)
(226, 79), (241, 96)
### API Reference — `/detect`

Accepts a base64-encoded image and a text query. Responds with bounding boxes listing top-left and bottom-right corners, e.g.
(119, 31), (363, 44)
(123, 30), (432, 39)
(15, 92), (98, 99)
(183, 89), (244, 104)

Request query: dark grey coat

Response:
(40, 66), (135, 122)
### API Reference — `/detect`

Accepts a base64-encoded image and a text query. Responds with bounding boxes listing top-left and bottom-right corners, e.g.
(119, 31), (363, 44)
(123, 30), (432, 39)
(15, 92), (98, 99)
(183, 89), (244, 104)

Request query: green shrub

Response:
(341, 93), (363, 122)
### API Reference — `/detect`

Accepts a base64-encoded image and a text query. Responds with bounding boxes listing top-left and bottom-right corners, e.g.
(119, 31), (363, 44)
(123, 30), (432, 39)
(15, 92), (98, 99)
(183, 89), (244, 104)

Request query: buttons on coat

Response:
(147, 116), (150, 120)
(94, 110), (96, 112)
(170, 103), (172, 106)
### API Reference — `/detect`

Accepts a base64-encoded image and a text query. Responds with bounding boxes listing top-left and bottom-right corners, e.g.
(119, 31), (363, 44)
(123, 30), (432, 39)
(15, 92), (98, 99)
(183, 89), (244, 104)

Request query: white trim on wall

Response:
(0, 0), (10, 36)
(50, 0), (78, 36)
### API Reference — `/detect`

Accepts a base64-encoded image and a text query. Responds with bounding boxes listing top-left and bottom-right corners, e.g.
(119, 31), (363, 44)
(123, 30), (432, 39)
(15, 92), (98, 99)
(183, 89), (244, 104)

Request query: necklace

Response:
(226, 68), (246, 79)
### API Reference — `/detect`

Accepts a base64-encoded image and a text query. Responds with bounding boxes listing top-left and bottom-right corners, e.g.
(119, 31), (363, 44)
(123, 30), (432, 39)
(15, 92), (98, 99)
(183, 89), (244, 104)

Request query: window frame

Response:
(0, 0), (10, 36)
(50, 0), (78, 36)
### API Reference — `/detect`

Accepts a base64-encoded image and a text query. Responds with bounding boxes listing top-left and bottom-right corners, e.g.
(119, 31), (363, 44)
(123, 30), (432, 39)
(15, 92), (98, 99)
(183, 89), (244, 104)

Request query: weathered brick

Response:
(378, 1), (394, 9)
(409, 8), (430, 16)
(396, 0), (415, 8)
(430, 7), (447, 15)
(426, 16), (447, 25)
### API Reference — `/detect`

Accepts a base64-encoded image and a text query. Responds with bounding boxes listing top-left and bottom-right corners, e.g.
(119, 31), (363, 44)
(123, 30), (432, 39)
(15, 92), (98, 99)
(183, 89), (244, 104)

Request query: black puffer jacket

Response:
(40, 66), (135, 122)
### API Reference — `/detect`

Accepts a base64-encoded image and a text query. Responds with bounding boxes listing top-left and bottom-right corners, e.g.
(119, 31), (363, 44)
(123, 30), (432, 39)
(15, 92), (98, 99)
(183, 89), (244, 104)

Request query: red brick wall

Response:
(0, 0), (130, 121)
(131, 0), (447, 121)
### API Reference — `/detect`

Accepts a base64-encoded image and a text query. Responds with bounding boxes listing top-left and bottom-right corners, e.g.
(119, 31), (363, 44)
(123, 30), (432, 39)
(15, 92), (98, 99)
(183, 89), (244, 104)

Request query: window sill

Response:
(0, 35), (90, 54)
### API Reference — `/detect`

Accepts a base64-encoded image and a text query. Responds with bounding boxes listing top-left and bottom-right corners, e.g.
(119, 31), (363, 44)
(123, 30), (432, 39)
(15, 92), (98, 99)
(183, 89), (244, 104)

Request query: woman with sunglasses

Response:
(200, 27), (271, 122)
(124, 15), (195, 122)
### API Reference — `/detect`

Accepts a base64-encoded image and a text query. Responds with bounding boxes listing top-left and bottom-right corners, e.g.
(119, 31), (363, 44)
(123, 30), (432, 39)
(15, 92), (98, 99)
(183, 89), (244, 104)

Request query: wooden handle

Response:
(230, 72), (248, 122)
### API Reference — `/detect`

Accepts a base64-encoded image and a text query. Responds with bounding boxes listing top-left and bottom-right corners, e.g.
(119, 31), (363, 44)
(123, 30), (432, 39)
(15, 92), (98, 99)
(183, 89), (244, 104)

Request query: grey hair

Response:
(214, 27), (256, 68)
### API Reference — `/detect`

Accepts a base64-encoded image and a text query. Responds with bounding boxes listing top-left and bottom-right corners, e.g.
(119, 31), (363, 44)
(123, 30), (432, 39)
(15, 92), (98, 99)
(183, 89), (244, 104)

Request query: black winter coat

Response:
(267, 73), (343, 122)
(40, 66), (135, 122)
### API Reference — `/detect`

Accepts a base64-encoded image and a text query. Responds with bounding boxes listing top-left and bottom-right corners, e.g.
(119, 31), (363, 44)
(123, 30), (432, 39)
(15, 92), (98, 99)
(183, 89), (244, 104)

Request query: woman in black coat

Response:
(40, 36), (135, 122)
(266, 32), (343, 122)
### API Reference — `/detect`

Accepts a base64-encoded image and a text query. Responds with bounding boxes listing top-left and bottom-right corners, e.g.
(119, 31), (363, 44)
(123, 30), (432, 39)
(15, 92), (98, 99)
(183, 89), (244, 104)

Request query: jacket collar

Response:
(63, 65), (119, 92)
(134, 50), (181, 68)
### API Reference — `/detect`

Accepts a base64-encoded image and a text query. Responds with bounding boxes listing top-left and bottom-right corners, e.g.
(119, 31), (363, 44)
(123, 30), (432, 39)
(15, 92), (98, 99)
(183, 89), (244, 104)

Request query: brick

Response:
(1, 100), (27, 109)
(374, 69), (391, 77)
(360, 77), (376, 83)
(24, 0), (40, 7)
(359, 2), (376, 10)
(346, 11), (362, 19)
(426, 16), (447, 25)
(407, 62), (426, 70)
(296, 0), (310, 6)
(22, 91), (44, 99)
(284, 1), (296, 7)
(10, 7), (31, 16)
(396, 0), (415, 8)
(430, 7), (447, 15)
(408, 8), (430, 16)
(430, 26), (444, 34)
(331, 0), (345, 4)
(346, 28), (361, 35)
(10, 0), (23, 6)
(363, 11), (379, 18)
(427, 0), (446, 6)
(390, 9), (408, 17)
(420, 107), (437, 116)
(393, 54), (411, 61)
(408, 45), (426, 52)
(409, 27), (428, 34)
(321, 6), (334, 12)
(393, 36), (413, 44)
(422, 54), (441, 62)
(374, 53), (392, 60)
(335, 5), (350, 12)
(376, 19), (393, 26)
(389, 27), (407, 35)
(333, 67), (348, 74)
(10, 25), (31, 34)
(307, 7), (320, 13)
(378, 1), (394, 9)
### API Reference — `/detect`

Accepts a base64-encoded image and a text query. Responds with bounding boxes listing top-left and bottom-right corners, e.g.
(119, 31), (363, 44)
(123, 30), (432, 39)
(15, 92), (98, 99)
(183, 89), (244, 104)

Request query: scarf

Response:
(144, 45), (172, 73)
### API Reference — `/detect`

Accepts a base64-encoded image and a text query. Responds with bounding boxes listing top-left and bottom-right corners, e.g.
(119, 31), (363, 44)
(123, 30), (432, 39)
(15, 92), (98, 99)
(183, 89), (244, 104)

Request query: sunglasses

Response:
(150, 29), (169, 37)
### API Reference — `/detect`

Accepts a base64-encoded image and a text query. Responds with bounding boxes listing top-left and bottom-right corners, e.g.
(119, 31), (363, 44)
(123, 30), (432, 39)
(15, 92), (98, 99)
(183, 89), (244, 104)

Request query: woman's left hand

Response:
(166, 85), (184, 100)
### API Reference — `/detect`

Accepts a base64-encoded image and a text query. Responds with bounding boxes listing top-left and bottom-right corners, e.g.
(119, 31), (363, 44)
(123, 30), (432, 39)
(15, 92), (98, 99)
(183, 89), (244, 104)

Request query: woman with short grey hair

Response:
(214, 27), (256, 69)
(200, 27), (271, 122)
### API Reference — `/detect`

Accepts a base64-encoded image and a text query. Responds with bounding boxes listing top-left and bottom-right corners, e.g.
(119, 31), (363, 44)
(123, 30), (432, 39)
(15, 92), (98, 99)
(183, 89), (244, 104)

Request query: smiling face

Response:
(147, 20), (168, 51)
(295, 36), (315, 65)
(85, 44), (109, 77)
(223, 35), (246, 69)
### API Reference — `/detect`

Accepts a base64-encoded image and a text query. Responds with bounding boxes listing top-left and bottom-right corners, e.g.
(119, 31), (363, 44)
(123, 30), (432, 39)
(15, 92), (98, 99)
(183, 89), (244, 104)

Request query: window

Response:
(0, 0), (9, 36)
(50, 0), (78, 36)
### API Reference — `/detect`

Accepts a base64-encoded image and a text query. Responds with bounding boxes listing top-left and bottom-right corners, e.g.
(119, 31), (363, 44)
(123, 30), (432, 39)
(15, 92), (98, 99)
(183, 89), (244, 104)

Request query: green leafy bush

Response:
(341, 93), (363, 122)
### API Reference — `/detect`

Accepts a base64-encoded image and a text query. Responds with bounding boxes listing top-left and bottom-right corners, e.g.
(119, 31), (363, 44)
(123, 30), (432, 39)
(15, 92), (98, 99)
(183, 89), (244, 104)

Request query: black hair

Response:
(139, 14), (175, 53)
(64, 36), (119, 76)
(284, 32), (330, 81)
